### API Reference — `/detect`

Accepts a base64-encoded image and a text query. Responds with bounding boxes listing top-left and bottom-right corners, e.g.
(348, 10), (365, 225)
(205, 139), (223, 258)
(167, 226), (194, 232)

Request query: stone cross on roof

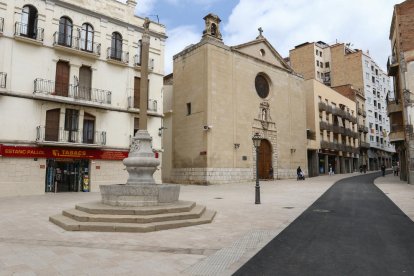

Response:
(257, 27), (264, 39)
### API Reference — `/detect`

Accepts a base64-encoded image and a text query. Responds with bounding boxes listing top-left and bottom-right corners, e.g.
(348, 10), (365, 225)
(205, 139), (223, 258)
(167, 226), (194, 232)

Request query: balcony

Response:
(36, 126), (106, 146)
(387, 100), (403, 115)
(326, 105), (333, 114)
(53, 32), (101, 57)
(387, 55), (398, 76)
(389, 124), (405, 142)
(14, 22), (44, 44)
(107, 47), (129, 64)
(0, 17), (3, 34)
(127, 96), (158, 112)
(319, 121), (327, 130)
(0, 72), (6, 88)
(360, 142), (370, 149)
(318, 102), (327, 111)
(34, 78), (112, 106)
(134, 55), (155, 71)
(333, 125), (344, 134)
(320, 140), (339, 151)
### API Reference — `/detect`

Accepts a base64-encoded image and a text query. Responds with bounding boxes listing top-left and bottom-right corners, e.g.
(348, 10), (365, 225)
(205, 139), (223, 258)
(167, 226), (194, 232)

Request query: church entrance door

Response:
(258, 139), (272, 179)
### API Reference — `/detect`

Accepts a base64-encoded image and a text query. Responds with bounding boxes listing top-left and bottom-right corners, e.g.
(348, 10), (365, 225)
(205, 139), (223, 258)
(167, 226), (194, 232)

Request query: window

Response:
(80, 23), (94, 52)
(78, 66), (92, 100)
(58, 17), (73, 47)
(83, 113), (95, 144)
(325, 62), (330, 68)
(255, 74), (270, 98)
(111, 32), (123, 60)
(316, 60), (320, 66)
(316, 49), (319, 55)
(317, 71), (320, 78)
(186, 103), (191, 115)
(372, 76), (375, 83)
(319, 51), (322, 57)
(135, 39), (142, 65)
(20, 5), (38, 39)
(65, 109), (79, 142)
(320, 62), (323, 68)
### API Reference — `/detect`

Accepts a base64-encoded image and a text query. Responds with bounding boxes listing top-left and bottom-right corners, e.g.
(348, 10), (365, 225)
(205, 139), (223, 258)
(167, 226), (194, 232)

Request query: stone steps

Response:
(50, 200), (216, 232)
(62, 205), (206, 223)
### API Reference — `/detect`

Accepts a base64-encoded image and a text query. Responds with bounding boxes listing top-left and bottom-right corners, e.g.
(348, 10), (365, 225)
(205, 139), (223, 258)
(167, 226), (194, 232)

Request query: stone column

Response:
(139, 18), (150, 131)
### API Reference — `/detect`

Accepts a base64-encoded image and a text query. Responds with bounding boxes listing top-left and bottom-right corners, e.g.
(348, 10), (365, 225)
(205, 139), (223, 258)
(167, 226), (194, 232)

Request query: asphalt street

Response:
(234, 172), (414, 276)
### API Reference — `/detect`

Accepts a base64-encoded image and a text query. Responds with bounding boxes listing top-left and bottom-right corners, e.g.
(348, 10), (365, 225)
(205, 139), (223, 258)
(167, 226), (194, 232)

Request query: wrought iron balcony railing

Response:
(53, 32), (101, 55)
(0, 72), (6, 88)
(34, 78), (111, 104)
(107, 47), (129, 64)
(36, 126), (106, 145)
(127, 96), (158, 112)
(14, 22), (44, 41)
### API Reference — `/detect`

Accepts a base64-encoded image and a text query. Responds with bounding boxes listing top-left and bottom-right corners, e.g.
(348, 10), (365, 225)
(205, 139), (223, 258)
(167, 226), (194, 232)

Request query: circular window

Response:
(255, 74), (270, 98)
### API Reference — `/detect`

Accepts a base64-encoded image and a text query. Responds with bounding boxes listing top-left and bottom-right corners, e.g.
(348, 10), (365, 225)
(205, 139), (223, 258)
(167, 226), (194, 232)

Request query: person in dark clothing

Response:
(381, 164), (386, 177)
(297, 166), (304, 180)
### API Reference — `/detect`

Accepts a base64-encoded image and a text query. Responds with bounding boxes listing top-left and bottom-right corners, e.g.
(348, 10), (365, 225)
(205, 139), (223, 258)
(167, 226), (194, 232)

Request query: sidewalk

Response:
(0, 173), (368, 275)
(375, 173), (414, 222)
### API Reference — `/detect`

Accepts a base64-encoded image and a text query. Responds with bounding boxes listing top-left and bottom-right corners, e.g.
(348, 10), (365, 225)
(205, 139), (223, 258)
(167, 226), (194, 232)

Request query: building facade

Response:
(162, 14), (307, 184)
(0, 0), (166, 196)
(305, 80), (359, 177)
(387, 0), (414, 183)
(290, 41), (394, 170)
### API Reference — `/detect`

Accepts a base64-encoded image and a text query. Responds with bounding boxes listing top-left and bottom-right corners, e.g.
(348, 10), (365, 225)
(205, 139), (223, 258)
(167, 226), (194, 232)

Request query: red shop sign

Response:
(0, 144), (129, 160)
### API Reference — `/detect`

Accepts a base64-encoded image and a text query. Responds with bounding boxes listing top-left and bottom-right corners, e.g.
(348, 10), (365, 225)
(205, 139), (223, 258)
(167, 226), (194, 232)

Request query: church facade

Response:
(162, 14), (307, 184)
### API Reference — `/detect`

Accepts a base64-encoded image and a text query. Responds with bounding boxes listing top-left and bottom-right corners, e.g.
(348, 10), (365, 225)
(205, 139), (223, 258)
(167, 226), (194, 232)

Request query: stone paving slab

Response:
(0, 173), (368, 275)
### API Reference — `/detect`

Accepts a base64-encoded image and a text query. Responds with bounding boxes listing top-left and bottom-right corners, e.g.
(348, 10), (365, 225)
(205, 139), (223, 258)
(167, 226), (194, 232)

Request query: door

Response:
(78, 66), (92, 100)
(258, 139), (272, 179)
(64, 109), (79, 142)
(83, 113), (95, 144)
(45, 109), (60, 141)
(55, 61), (70, 97)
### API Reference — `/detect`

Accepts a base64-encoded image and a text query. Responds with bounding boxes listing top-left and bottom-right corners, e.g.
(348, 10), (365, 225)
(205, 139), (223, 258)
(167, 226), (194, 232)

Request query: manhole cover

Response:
(283, 207), (295, 209)
(313, 209), (331, 213)
(214, 197), (223, 199)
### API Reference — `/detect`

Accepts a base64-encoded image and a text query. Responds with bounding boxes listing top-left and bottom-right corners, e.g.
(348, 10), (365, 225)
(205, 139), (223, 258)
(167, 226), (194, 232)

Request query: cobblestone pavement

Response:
(1, 172), (401, 275)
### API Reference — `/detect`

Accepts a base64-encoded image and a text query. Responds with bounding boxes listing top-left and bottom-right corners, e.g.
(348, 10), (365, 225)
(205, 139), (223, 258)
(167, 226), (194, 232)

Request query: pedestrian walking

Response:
(381, 164), (386, 177)
(328, 164), (333, 176)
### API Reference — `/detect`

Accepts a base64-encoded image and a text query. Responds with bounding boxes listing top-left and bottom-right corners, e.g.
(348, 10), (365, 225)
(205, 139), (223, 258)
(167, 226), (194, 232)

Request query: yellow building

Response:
(305, 80), (360, 176)
(162, 14), (307, 184)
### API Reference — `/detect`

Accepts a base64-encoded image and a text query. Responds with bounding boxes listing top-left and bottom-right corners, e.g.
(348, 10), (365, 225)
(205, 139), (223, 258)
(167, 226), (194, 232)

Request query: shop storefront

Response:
(0, 144), (129, 193)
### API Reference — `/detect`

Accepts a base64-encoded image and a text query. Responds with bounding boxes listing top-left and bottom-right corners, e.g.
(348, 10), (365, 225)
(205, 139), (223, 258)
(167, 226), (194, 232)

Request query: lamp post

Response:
(252, 132), (262, 204)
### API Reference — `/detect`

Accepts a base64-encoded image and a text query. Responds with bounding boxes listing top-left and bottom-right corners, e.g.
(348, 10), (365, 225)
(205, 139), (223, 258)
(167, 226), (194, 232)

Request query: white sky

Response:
(133, 0), (405, 74)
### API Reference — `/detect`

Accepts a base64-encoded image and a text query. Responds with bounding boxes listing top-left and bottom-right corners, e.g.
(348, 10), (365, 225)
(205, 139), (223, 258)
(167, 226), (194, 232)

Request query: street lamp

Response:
(252, 132), (262, 204)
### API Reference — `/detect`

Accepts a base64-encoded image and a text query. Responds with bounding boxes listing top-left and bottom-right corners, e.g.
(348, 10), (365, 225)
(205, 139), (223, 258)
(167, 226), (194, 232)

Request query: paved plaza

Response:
(0, 172), (413, 275)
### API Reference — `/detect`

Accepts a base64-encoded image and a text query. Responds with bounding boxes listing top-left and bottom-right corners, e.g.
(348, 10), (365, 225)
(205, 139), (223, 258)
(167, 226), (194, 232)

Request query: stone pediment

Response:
(231, 38), (292, 72)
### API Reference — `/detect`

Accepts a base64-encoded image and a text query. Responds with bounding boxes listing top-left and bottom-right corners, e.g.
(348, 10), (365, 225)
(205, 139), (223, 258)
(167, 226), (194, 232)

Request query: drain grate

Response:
(313, 209), (331, 213)
(283, 207), (295, 209)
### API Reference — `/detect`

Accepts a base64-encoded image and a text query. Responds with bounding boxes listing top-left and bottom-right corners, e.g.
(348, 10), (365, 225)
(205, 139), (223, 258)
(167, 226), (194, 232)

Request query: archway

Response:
(258, 139), (273, 179)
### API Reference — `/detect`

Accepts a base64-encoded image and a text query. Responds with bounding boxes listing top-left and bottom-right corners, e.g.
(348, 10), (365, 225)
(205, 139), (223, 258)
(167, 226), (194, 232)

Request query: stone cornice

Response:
(48, 0), (167, 40)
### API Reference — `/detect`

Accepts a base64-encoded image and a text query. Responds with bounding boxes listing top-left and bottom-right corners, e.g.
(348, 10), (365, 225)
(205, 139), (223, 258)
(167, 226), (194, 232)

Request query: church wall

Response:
(172, 46), (208, 169)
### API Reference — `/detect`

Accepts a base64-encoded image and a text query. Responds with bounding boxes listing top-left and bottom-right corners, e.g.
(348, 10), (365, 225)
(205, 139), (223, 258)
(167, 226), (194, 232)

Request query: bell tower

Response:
(202, 13), (222, 41)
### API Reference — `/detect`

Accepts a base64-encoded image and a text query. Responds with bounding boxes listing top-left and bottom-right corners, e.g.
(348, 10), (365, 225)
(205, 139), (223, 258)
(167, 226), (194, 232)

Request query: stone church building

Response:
(162, 14), (307, 184)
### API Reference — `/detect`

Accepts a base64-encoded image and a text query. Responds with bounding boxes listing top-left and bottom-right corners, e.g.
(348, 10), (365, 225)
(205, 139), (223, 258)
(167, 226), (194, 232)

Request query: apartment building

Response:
(305, 80), (360, 176)
(290, 41), (394, 170)
(0, 0), (166, 196)
(387, 0), (414, 183)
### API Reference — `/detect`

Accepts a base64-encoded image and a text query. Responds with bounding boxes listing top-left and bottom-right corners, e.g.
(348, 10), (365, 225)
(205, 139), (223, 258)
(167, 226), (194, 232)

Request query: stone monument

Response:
(49, 19), (215, 232)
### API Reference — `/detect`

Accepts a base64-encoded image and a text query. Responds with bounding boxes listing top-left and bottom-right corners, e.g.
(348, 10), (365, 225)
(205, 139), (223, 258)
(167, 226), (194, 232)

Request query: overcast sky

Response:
(132, 0), (404, 74)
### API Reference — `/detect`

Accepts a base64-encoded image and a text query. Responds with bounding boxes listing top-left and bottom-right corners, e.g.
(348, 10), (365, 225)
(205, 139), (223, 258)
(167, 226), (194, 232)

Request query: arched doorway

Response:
(258, 139), (273, 179)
